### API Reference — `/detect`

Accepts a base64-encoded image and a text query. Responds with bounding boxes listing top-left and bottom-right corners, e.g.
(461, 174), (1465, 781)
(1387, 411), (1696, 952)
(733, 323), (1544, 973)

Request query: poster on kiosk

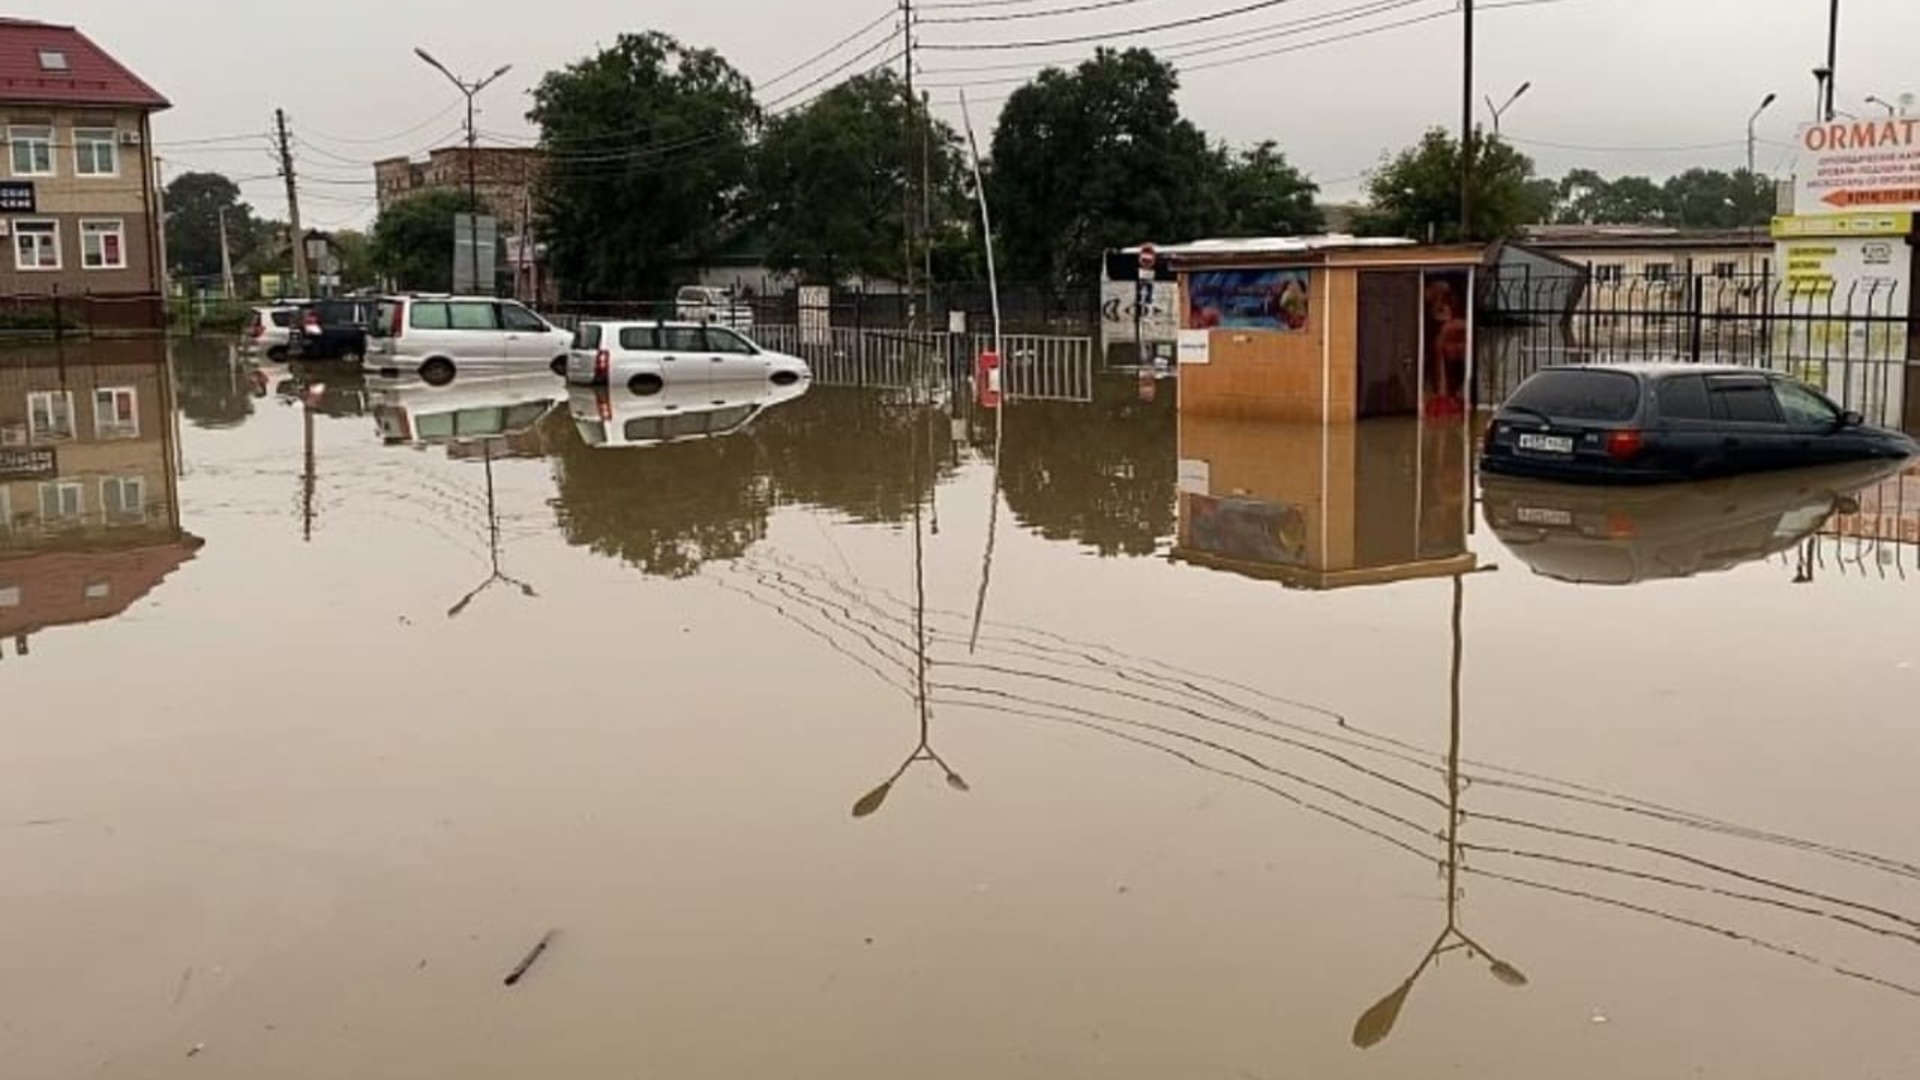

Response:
(1773, 118), (1920, 427)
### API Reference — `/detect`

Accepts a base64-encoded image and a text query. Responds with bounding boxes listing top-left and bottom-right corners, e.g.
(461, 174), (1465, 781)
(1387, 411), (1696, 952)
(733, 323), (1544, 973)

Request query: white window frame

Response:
(38, 481), (83, 522)
(93, 386), (139, 439)
(100, 476), (146, 522)
(79, 219), (127, 270)
(8, 124), (54, 177)
(27, 390), (76, 442)
(13, 219), (61, 271)
(0, 485), (11, 533)
(73, 127), (119, 177)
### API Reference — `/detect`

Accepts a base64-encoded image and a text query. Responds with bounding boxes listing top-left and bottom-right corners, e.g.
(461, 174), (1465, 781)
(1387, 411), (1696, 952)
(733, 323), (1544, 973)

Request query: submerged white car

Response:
(565, 320), (810, 393)
(568, 373), (812, 449)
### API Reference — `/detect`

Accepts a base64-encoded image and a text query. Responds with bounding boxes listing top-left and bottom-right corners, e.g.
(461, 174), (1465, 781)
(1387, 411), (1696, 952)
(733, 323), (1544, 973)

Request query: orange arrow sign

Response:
(1822, 187), (1920, 207)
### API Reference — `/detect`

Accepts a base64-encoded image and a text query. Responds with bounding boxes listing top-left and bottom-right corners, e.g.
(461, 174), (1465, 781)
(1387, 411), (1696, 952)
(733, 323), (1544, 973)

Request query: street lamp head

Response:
(1760, 92), (1777, 110)
(1513, 81), (1532, 100)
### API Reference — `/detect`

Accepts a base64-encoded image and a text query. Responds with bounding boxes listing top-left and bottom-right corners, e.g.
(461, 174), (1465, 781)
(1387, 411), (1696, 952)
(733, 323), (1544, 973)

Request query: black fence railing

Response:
(1478, 266), (1919, 430)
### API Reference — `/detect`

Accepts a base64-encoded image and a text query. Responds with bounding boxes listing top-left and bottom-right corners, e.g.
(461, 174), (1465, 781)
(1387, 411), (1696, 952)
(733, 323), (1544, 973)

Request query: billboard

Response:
(452, 213), (499, 294)
(1793, 118), (1920, 213)
(1186, 268), (1311, 332)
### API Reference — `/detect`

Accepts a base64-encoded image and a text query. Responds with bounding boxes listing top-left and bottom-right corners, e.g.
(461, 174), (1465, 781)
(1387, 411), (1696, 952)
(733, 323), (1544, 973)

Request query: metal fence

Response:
(1479, 266), (1917, 429)
(753, 324), (1095, 402)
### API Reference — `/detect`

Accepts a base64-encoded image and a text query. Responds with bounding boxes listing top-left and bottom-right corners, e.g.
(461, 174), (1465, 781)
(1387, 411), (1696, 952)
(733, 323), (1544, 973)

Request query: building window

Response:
(74, 128), (118, 177)
(8, 125), (54, 176)
(13, 220), (60, 270)
(28, 391), (76, 441)
(38, 50), (68, 71)
(94, 387), (139, 438)
(0, 585), (19, 608)
(1712, 261), (1739, 280)
(80, 220), (126, 269)
(39, 481), (83, 523)
(1593, 264), (1624, 285)
(101, 476), (146, 522)
(1643, 263), (1674, 284)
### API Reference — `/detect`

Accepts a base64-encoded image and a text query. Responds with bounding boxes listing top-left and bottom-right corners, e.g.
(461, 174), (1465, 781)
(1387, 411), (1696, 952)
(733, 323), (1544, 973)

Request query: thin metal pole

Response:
(467, 90), (481, 295)
(1824, 0), (1840, 122)
(1460, 0), (1475, 240)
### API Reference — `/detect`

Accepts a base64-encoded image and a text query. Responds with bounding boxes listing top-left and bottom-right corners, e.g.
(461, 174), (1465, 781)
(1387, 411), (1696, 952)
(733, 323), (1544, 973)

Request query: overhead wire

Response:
(921, 0), (1166, 23)
(919, 0), (1309, 50)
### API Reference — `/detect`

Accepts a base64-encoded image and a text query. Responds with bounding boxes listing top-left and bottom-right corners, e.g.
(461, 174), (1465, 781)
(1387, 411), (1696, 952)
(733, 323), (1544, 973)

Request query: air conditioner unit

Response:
(119, 130), (143, 146)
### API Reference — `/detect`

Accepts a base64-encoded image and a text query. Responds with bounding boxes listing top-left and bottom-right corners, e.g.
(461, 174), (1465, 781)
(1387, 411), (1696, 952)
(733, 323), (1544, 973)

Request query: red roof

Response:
(0, 17), (168, 110)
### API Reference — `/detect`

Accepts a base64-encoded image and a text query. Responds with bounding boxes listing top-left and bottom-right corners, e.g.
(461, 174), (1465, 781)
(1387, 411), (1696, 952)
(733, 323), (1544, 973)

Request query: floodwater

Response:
(4, 338), (1919, 1079)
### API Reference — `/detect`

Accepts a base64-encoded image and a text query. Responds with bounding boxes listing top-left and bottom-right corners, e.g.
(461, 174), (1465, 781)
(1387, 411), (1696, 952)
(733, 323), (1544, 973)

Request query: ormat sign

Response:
(1794, 118), (1920, 212)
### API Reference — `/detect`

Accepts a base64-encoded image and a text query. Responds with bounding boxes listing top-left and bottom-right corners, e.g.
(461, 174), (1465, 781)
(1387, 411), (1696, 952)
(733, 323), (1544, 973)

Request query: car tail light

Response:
(1605, 512), (1638, 539)
(597, 394), (613, 423)
(388, 303), (405, 338)
(302, 312), (322, 335)
(1606, 430), (1645, 461)
(248, 320), (263, 339)
(594, 349), (610, 382)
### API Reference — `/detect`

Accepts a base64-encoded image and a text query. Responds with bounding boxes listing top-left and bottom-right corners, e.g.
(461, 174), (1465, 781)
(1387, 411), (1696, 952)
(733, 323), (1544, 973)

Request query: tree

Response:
(1664, 167), (1773, 228)
(1354, 128), (1546, 242)
(1556, 169), (1672, 225)
(1210, 141), (1324, 237)
(329, 229), (377, 289)
(371, 189), (481, 292)
(991, 49), (1223, 283)
(164, 172), (256, 280)
(753, 71), (968, 285)
(530, 32), (757, 299)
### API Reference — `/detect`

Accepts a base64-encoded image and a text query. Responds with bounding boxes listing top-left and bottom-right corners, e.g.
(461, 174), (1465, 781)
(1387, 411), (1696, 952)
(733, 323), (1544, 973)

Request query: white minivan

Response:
(371, 295), (573, 385)
(565, 320), (810, 393)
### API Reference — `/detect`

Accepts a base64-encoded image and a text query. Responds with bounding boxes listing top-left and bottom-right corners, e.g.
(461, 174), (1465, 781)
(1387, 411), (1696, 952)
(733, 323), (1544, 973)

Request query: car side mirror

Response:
(1839, 410), (1865, 429)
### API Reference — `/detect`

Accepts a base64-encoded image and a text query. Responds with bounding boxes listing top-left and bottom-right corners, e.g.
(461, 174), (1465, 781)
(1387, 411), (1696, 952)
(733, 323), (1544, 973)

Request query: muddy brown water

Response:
(3, 339), (1918, 1078)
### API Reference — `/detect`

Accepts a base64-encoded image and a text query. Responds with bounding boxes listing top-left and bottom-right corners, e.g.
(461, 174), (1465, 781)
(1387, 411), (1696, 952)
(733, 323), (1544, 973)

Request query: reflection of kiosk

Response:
(1169, 238), (1487, 422)
(1172, 415), (1476, 589)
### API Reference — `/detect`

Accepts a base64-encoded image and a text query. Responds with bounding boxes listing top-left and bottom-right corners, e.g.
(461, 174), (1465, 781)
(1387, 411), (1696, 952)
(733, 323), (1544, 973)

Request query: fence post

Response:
(1688, 270), (1705, 365)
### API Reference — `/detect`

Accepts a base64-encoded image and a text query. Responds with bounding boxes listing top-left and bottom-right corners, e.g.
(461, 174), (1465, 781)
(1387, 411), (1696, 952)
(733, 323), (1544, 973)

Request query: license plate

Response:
(1517, 433), (1574, 454)
(1516, 506), (1573, 527)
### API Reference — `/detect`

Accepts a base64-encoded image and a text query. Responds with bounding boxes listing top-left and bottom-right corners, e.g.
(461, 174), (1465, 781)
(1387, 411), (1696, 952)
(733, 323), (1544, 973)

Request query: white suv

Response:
(371, 295), (572, 385)
(565, 320), (809, 393)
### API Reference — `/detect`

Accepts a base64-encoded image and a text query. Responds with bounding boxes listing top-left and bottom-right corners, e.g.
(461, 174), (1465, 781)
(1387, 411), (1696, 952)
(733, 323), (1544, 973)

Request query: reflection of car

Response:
(243, 306), (297, 360)
(370, 371), (562, 447)
(290, 298), (380, 363)
(1483, 458), (1907, 585)
(1482, 364), (1916, 483)
(568, 373), (810, 449)
(370, 295), (573, 385)
(565, 320), (810, 392)
(673, 285), (753, 330)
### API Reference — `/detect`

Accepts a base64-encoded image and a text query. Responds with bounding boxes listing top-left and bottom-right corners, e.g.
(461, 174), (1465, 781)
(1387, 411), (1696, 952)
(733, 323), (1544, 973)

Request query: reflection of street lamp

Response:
(414, 47), (513, 295)
(1484, 80), (1530, 136)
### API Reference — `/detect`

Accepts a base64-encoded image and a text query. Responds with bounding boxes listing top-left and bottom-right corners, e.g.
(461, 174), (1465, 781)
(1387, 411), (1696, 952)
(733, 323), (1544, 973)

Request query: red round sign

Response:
(1137, 244), (1157, 273)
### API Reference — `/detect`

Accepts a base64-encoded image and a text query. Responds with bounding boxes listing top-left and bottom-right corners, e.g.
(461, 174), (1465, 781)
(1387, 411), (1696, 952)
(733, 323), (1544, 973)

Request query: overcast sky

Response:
(24, 0), (1918, 228)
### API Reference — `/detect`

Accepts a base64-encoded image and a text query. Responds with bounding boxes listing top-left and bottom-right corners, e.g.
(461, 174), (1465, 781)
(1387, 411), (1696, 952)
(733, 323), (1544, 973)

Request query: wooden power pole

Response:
(275, 108), (310, 295)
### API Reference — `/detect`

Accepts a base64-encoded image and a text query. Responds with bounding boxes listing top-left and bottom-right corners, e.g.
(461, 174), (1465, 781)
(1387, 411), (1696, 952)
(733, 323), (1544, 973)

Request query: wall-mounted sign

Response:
(0, 446), (57, 480)
(1187, 268), (1311, 332)
(1177, 328), (1211, 366)
(0, 181), (35, 214)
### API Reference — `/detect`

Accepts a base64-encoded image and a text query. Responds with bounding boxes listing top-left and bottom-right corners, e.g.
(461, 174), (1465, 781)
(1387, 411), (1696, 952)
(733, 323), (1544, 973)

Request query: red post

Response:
(976, 349), (1001, 409)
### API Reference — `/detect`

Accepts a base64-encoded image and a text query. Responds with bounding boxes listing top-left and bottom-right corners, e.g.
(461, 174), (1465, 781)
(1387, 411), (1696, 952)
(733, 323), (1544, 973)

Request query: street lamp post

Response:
(1746, 92), (1776, 236)
(1484, 80), (1531, 136)
(415, 47), (512, 295)
(1865, 95), (1896, 116)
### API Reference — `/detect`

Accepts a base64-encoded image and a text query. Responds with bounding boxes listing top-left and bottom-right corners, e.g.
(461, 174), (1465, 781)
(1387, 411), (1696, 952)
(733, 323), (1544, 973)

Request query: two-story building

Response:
(375, 146), (548, 299)
(0, 18), (168, 328)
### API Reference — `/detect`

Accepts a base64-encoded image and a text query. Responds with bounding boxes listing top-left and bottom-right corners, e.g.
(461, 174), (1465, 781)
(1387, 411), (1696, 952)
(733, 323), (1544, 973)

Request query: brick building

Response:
(0, 17), (168, 328)
(374, 145), (547, 298)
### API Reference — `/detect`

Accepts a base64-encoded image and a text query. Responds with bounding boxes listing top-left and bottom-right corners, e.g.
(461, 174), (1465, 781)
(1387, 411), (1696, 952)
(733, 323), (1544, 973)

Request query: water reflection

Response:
(1173, 416), (1476, 588)
(370, 373), (562, 456)
(0, 342), (200, 657)
(567, 378), (811, 449)
(1484, 460), (1908, 586)
(169, 340), (265, 429)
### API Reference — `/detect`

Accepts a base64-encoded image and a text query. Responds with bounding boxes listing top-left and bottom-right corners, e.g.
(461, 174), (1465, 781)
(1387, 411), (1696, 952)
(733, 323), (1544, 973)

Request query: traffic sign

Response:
(1137, 243), (1157, 280)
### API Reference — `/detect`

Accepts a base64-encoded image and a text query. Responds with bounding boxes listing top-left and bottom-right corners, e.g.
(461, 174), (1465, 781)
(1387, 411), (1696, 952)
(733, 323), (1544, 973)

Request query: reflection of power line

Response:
(722, 553), (1920, 1006)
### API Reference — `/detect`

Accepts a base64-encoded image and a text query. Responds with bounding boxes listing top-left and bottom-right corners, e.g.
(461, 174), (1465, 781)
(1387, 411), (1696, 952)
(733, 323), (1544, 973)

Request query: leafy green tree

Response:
(1353, 128), (1545, 241)
(1663, 167), (1773, 228)
(1211, 141), (1325, 237)
(754, 71), (968, 285)
(371, 189), (481, 292)
(164, 172), (257, 280)
(530, 32), (757, 299)
(991, 48), (1223, 283)
(328, 228), (377, 289)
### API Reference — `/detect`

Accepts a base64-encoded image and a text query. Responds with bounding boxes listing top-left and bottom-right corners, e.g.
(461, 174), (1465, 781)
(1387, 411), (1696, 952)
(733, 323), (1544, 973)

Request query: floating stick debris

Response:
(503, 929), (558, 987)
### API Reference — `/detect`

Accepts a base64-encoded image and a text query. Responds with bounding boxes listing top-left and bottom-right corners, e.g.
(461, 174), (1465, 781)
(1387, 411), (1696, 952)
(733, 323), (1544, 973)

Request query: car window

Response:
(707, 405), (757, 433)
(410, 302), (451, 330)
(704, 328), (757, 355)
(1506, 369), (1642, 421)
(625, 417), (667, 441)
(1773, 380), (1839, 427)
(660, 412), (713, 439)
(618, 326), (658, 351)
(1708, 378), (1784, 423)
(270, 310), (293, 328)
(372, 302), (398, 336)
(677, 287), (708, 303)
(574, 324), (602, 350)
(498, 303), (548, 332)
(449, 302), (499, 331)
(658, 327), (706, 352)
(1655, 375), (1712, 421)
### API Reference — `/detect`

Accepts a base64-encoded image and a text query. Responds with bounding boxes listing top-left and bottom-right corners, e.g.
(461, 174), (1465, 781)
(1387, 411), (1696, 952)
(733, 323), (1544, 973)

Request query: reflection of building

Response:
(0, 18), (170, 328)
(1172, 416), (1475, 589)
(0, 342), (200, 655)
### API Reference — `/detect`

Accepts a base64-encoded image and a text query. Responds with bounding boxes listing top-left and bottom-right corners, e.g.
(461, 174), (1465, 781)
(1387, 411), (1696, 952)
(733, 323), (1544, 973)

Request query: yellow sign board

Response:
(1771, 211), (1914, 239)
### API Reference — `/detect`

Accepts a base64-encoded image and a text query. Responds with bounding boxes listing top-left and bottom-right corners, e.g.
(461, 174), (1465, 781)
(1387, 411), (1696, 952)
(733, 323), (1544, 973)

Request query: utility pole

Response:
(901, 0), (917, 333)
(1824, 0), (1840, 121)
(1459, 0), (1475, 242)
(415, 49), (512, 297)
(217, 206), (237, 299)
(275, 109), (310, 295)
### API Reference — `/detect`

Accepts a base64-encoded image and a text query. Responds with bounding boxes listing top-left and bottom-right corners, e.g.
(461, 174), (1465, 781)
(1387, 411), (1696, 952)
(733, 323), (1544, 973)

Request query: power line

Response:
(758, 7), (898, 88)
(297, 102), (464, 147)
(919, 0), (1306, 50)
(921, 0), (1164, 24)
